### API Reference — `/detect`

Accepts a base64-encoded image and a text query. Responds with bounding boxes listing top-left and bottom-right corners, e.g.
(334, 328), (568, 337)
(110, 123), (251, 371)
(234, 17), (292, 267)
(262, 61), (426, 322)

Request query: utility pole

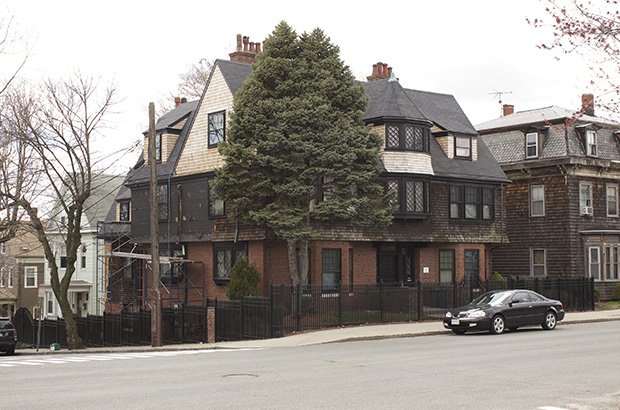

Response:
(148, 102), (162, 347)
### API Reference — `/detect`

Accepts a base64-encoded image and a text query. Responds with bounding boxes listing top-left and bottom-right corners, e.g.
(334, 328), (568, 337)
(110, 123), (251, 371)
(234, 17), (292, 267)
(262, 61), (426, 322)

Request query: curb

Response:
(13, 315), (620, 355)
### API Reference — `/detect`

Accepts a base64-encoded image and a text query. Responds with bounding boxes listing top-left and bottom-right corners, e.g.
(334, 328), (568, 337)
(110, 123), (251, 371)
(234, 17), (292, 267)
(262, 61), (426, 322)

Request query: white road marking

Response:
(539, 406), (570, 410)
(0, 348), (263, 368)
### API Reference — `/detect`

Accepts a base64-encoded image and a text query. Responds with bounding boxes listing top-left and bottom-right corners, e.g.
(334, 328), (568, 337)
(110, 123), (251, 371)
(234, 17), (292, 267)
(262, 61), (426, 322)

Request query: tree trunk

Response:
(299, 240), (309, 286)
(57, 296), (83, 349)
(287, 239), (300, 286)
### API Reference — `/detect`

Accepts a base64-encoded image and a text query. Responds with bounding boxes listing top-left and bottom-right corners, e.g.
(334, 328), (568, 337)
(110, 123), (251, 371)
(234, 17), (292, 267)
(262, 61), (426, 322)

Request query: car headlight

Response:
(466, 310), (486, 318)
(445, 311), (452, 318)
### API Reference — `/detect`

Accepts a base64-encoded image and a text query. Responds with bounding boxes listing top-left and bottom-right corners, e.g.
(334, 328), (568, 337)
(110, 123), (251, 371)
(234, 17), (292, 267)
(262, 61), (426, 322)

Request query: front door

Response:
(377, 243), (414, 284)
(464, 250), (481, 287)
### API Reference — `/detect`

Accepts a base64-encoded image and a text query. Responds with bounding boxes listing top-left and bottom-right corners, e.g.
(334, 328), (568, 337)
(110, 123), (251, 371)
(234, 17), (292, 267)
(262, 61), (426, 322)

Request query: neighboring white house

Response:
(42, 174), (125, 318)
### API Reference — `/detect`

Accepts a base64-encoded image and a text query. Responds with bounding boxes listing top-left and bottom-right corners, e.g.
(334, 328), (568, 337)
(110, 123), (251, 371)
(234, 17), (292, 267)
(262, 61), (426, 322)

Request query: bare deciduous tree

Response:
(0, 13), (27, 97)
(529, 0), (620, 112)
(157, 58), (212, 115)
(0, 74), (117, 349)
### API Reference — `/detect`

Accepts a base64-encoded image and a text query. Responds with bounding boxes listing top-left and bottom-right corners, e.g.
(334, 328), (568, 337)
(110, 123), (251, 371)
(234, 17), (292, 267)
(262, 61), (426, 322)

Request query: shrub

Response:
(226, 257), (261, 301)
(491, 272), (508, 289)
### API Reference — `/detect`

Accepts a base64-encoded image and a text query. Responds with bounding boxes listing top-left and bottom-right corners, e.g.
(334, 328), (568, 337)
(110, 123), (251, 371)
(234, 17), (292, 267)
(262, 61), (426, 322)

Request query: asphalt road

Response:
(3, 321), (620, 410)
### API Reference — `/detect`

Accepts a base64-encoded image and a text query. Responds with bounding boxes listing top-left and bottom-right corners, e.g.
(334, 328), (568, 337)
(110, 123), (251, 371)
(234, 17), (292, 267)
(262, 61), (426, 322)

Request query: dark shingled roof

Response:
(127, 60), (506, 186)
(216, 59), (252, 94)
(362, 79), (427, 123)
(430, 137), (508, 183)
(405, 89), (477, 135)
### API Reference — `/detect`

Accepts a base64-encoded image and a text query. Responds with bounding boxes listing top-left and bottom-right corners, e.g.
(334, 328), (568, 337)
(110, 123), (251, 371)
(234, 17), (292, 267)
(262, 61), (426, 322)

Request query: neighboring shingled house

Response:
(0, 226), (45, 318)
(102, 34), (508, 309)
(42, 173), (125, 317)
(477, 97), (620, 299)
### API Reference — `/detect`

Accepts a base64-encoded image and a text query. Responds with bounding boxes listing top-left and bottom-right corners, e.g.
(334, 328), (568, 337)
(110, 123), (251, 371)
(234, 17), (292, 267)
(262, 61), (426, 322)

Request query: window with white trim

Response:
(8, 268), (13, 288)
(604, 245), (619, 280)
(589, 246), (600, 280)
(25, 266), (37, 288)
(525, 132), (538, 158)
(0, 268), (4, 287)
(0, 242), (6, 254)
(530, 248), (546, 277)
(586, 130), (597, 156)
(607, 185), (618, 217)
(46, 291), (54, 316)
(530, 185), (545, 217)
(579, 183), (593, 215)
(455, 136), (472, 159)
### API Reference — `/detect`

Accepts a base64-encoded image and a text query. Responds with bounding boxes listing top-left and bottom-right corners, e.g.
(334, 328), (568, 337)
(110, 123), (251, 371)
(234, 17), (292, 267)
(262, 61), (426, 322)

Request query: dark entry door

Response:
(464, 249), (480, 287)
(377, 243), (413, 284)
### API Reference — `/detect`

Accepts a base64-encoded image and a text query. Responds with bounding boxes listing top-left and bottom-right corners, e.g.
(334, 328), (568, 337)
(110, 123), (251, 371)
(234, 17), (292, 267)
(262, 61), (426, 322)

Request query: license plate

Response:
(451, 318), (460, 326)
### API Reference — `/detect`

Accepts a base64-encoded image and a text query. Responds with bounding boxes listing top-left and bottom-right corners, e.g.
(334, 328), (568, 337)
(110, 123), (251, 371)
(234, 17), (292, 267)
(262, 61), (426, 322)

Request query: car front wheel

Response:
(490, 315), (505, 334)
(542, 311), (557, 330)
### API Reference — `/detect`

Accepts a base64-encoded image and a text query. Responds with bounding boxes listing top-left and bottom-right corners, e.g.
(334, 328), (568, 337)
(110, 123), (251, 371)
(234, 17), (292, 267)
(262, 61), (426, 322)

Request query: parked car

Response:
(0, 317), (17, 355)
(443, 289), (565, 335)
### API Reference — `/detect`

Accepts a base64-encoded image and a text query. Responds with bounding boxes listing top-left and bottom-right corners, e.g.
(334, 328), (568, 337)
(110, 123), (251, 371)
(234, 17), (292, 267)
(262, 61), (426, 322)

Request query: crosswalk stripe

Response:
(0, 348), (264, 368)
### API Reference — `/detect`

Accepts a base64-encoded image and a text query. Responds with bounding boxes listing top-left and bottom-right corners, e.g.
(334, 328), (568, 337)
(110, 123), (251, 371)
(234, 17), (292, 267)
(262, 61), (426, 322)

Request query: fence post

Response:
(453, 281), (457, 307)
(295, 284), (301, 332)
(269, 284), (274, 339)
(590, 277), (595, 310)
(338, 283), (342, 326)
(417, 281), (422, 321)
(380, 282), (384, 323)
(240, 296), (245, 340)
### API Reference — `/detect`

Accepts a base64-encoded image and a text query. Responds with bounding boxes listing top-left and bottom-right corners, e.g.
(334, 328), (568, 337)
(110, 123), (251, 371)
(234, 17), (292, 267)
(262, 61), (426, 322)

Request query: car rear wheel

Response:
(490, 315), (505, 334)
(542, 311), (557, 330)
(452, 329), (466, 335)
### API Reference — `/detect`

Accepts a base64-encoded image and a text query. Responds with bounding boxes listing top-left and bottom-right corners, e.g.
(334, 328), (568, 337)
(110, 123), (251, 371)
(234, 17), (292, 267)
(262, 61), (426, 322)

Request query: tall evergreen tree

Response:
(216, 22), (392, 285)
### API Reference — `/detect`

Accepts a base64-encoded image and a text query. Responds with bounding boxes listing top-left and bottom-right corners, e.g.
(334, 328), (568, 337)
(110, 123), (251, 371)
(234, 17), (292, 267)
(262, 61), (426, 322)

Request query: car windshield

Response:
(471, 291), (511, 307)
(0, 321), (13, 329)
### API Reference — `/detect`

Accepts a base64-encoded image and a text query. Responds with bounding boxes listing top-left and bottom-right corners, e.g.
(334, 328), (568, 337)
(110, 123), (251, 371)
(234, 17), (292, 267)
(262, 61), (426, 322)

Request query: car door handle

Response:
(528, 305), (533, 308)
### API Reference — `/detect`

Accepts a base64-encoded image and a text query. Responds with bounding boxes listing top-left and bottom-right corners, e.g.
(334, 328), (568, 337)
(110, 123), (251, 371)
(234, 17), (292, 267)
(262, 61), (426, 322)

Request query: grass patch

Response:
(596, 300), (620, 310)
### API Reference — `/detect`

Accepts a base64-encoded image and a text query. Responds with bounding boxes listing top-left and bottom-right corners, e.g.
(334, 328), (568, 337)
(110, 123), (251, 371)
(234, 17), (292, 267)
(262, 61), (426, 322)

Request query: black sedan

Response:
(443, 289), (565, 335)
(0, 318), (17, 355)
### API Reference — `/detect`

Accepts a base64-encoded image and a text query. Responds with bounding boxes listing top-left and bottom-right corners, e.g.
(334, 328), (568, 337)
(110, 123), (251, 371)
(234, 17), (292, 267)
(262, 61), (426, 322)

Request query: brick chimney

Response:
(229, 34), (262, 64)
(367, 61), (392, 82)
(502, 104), (514, 116)
(582, 93), (594, 116)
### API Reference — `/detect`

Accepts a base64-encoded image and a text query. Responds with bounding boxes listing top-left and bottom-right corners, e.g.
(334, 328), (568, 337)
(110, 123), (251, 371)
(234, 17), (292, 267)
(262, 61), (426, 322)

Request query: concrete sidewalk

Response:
(15, 309), (620, 355)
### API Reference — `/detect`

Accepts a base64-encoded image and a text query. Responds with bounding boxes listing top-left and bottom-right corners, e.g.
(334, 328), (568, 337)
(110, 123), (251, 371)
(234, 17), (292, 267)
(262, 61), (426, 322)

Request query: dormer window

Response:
(155, 132), (162, 161)
(454, 136), (471, 159)
(385, 123), (429, 152)
(586, 130), (597, 156)
(208, 111), (226, 147)
(526, 132), (538, 158)
(119, 200), (130, 222)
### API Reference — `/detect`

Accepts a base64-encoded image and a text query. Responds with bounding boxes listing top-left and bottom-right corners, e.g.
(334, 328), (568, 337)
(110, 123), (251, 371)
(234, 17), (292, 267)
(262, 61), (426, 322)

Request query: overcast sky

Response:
(5, 0), (592, 173)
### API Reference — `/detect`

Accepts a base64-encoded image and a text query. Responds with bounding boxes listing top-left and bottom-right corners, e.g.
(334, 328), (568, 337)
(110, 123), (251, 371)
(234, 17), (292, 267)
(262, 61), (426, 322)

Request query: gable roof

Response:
(216, 59), (253, 94)
(154, 100), (198, 132)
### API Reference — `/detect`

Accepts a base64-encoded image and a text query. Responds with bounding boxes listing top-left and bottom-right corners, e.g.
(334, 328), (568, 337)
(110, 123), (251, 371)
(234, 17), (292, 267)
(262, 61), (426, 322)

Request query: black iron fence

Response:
(215, 278), (594, 340)
(13, 305), (209, 349)
(13, 277), (594, 347)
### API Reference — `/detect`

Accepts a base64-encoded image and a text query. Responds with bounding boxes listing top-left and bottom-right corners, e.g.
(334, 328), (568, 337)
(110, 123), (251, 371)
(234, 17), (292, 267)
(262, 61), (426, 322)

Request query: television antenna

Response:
(488, 90), (512, 105)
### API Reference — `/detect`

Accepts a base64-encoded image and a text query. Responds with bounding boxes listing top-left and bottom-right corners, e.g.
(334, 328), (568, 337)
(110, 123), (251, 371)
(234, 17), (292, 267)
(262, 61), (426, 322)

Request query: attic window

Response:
(119, 200), (130, 222)
(155, 132), (162, 161)
(454, 136), (471, 159)
(208, 111), (226, 147)
(586, 130), (597, 157)
(525, 132), (538, 158)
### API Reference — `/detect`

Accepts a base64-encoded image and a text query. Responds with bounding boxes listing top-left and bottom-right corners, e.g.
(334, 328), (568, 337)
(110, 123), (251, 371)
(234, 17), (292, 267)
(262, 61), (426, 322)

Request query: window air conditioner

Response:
(581, 206), (593, 216)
